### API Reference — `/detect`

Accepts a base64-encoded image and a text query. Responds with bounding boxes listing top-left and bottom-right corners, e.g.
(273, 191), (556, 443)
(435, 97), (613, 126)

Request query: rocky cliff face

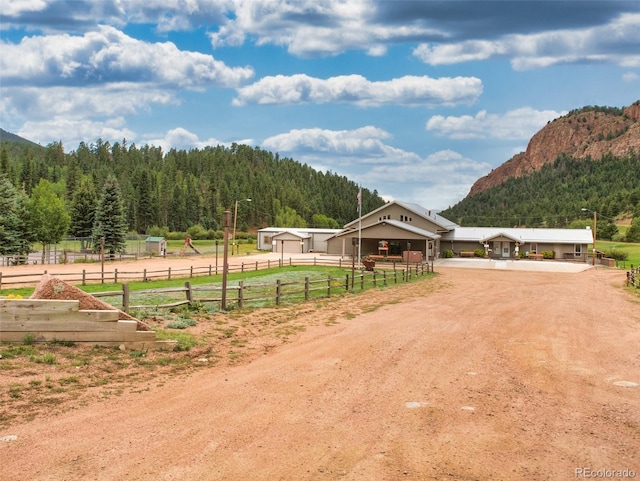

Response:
(468, 101), (640, 197)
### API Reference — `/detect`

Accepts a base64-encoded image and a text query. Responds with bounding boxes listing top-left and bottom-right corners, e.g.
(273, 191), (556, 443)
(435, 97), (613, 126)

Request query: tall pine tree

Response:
(69, 177), (98, 251)
(93, 176), (127, 258)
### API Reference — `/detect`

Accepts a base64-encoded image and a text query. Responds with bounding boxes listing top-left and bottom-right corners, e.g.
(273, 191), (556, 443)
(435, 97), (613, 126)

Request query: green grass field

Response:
(596, 240), (640, 267)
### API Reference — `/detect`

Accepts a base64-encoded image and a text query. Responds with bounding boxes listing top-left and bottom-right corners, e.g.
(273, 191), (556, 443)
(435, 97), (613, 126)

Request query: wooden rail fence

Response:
(89, 264), (432, 313)
(0, 256), (430, 290)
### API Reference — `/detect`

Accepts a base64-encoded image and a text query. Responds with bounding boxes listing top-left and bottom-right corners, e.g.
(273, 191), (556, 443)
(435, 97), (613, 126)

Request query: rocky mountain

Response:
(468, 101), (640, 197)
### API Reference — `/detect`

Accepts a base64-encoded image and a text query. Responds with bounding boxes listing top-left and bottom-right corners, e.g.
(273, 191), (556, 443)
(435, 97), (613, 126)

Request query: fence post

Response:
(241, 262), (245, 273)
(168, 267), (171, 281)
(327, 275), (331, 297)
(82, 269), (86, 285)
(373, 270), (377, 287)
(255, 261), (258, 271)
(383, 271), (387, 286)
(122, 283), (130, 313)
(0, 272), (2, 291)
(305, 277), (310, 301)
(360, 272), (364, 290)
(345, 274), (349, 292)
(143, 268), (147, 282)
(190, 266), (193, 278)
(114, 268), (118, 284)
(208, 265), (212, 276)
(276, 279), (281, 306)
(238, 280), (244, 308)
(185, 281), (193, 304)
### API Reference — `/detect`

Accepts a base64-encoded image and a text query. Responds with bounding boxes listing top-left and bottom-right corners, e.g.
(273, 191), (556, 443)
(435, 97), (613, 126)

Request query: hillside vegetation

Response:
(0, 134), (385, 233)
(440, 151), (640, 241)
(441, 102), (640, 242)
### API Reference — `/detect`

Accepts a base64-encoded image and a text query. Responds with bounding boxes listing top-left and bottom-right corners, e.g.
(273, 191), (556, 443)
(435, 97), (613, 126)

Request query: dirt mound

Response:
(30, 274), (151, 331)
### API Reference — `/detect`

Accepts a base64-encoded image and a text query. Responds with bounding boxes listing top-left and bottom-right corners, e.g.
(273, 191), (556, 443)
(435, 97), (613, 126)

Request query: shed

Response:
(145, 236), (167, 255)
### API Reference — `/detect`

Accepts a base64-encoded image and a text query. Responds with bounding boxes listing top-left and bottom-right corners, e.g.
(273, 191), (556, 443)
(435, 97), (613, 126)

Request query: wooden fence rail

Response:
(0, 256), (426, 290)
(88, 263), (431, 313)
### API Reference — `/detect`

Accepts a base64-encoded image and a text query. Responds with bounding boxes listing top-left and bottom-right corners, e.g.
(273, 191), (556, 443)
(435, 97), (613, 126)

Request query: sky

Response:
(1, 1), (639, 211)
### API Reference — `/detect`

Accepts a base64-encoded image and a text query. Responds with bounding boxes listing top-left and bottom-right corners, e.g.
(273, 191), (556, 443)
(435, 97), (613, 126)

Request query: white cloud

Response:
(413, 13), (640, 70)
(262, 126), (491, 209)
(1, 85), (177, 123)
(234, 74), (482, 107)
(1, 25), (254, 88)
(209, 0), (440, 57)
(17, 117), (136, 149)
(142, 127), (253, 152)
(623, 72), (639, 82)
(263, 126), (396, 162)
(426, 107), (565, 140)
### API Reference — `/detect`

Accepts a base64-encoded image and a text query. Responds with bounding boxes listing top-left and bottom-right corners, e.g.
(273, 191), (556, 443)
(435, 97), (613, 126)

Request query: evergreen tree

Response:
(0, 146), (9, 175)
(0, 173), (22, 256)
(92, 176), (127, 258)
(28, 179), (71, 264)
(134, 169), (157, 233)
(69, 177), (98, 251)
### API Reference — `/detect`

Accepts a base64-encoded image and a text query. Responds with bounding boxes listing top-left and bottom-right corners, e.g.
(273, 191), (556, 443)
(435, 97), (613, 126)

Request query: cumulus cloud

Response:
(234, 74), (482, 107)
(209, 0), (440, 57)
(1, 85), (177, 122)
(17, 117), (136, 150)
(0, 25), (254, 88)
(142, 127), (253, 152)
(413, 13), (640, 70)
(261, 125), (491, 208)
(426, 107), (565, 140)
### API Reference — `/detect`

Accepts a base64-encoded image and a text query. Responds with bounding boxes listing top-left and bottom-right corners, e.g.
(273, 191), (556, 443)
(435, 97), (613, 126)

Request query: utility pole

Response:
(221, 210), (231, 310)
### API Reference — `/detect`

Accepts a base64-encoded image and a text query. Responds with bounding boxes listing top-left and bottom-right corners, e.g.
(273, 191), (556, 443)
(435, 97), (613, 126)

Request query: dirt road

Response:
(1, 266), (639, 480)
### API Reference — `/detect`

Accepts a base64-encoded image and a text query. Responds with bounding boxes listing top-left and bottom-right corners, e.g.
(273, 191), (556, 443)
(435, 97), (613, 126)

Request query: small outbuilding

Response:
(145, 236), (167, 256)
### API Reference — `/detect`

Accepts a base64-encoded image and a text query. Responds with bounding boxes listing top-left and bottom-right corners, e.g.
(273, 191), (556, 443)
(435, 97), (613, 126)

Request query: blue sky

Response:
(1, 1), (639, 210)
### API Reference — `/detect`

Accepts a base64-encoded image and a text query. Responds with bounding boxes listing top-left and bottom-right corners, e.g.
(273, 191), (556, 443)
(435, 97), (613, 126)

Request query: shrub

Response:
(602, 249), (628, 261)
(442, 249), (454, 258)
(542, 250), (555, 259)
(473, 248), (486, 257)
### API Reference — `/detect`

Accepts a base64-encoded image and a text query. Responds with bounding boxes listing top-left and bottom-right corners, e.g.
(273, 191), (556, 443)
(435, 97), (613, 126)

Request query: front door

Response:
(502, 243), (510, 258)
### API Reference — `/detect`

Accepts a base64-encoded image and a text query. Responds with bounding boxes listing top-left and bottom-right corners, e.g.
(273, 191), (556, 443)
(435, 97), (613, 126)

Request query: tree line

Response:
(440, 151), (640, 242)
(0, 136), (386, 259)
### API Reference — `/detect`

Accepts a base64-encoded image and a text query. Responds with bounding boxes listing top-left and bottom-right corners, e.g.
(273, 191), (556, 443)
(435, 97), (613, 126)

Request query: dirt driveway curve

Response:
(1, 263), (639, 480)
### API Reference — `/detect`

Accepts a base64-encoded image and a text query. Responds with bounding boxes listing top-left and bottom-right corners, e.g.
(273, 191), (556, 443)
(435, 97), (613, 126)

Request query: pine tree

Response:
(69, 177), (98, 251)
(0, 173), (22, 256)
(92, 176), (127, 258)
(0, 146), (9, 175)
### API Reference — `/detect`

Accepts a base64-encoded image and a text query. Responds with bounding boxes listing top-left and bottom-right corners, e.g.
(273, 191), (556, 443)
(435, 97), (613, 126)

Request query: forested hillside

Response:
(440, 151), (640, 240)
(0, 134), (385, 235)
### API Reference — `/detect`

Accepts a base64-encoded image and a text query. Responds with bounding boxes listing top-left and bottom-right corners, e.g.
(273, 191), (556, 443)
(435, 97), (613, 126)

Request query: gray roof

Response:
(394, 201), (459, 231)
(334, 219), (441, 240)
(383, 219), (442, 239)
(344, 200), (458, 231)
(441, 227), (594, 244)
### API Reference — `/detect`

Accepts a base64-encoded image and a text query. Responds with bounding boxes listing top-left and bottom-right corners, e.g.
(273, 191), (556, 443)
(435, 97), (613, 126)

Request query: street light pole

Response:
(582, 208), (597, 266)
(232, 198), (251, 255)
(221, 210), (231, 310)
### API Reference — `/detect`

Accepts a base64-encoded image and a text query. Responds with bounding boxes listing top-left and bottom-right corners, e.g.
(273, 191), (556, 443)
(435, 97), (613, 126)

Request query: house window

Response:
(575, 244), (582, 255)
(530, 243), (537, 254)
